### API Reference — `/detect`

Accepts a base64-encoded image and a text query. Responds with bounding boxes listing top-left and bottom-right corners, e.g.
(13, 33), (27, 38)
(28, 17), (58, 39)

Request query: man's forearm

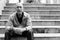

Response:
(12, 27), (26, 32)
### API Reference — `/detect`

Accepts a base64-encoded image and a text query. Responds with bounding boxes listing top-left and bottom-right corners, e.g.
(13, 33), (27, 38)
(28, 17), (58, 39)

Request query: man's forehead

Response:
(16, 3), (23, 6)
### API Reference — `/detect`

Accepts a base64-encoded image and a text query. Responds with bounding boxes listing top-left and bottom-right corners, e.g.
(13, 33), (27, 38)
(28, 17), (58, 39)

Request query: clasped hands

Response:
(6, 26), (26, 34)
(13, 27), (26, 32)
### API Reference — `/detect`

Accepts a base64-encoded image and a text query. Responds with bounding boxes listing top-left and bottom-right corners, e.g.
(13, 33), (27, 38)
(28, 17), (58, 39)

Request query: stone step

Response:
(33, 34), (60, 40)
(1, 34), (60, 40)
(1, 26), (60, 34)
(2, 10), (60, 16)
(32, 21), (60, 26)
(23, 6), (60, 7)
(1, 19), (60, 22)
(24, 7), (60, 11)
(4, 7), (16, 11)
(6, 3), (16, 6)
(6, 3), (60, 7)
(34, 33), (60, 37)
(0, 15), (10, 19)
(4, 6), (60, 10)
(1, 14), (60, 20)
(0, 33), (60, 38)
(3, 9), (60, 12)
(5, 6), (60, 8)
(31, 26), (60, 33)
(1, 19), (60, 26)
(40, 16), (60, 20)
(23, 3), (60, 6)
(2, 12), (13, 14)
(1, 33), (60, 38)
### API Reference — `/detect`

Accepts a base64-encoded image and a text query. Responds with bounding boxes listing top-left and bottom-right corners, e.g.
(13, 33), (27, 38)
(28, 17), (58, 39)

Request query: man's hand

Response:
(14, 28), (26, 32)
(13, 28), (26, 35)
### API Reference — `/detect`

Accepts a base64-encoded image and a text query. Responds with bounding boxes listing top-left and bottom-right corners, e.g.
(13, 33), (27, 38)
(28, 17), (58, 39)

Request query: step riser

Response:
(1, 37), (60, 40)
(40, 16), (60, 20)
(1, 21), (60, 26)
(2, 11), (60, 17)
(0, 21), (7, 26)
(3, 10), (60, 14)
(6, 3), (60, 6)
(4, 7), (60, 10)
(3, 12), (60, 17)
(32, 21), (60, 26)
(34, 37), (60, 40)
(0, 29), (5, 34)
(29, 12), (60, 16)
(6, 3), (16, 6)
(32, 16), (60, 20)
(24, 7), (60, 10)
(2, 12), (13, 14)
(1, 16), (60, 20)
(33, 28), (60, 33)
(6, 5), (60, 7)
(23, 4), (60, 7)
(0, 38), (26, 40)
(0, 28), (60, 34)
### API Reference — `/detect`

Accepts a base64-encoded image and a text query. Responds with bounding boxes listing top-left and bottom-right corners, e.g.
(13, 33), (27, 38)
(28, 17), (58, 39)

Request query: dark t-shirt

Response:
(16, 12), (24, 24)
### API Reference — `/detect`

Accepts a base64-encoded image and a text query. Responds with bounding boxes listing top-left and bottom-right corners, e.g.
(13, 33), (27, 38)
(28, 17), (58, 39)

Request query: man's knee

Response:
(26, 31), (33, 40)
(23, 30), (33, 37)
(27, 31), (32, 35)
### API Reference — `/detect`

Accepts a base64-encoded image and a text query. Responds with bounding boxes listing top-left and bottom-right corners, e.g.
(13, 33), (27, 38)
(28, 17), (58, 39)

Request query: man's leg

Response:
(22, 31), (33, 40)
(5, 30), (24, 40)
(5, 30), (18, 40)
(5, 30), (33, 40)
(5, 31), (11, 40)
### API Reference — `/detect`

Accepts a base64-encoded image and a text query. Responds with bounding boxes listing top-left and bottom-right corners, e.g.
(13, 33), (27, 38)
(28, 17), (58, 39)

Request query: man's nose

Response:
(18, 8), (21, 9)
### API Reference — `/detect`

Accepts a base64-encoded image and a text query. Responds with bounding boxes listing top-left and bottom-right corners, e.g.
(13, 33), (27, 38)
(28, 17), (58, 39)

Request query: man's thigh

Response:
(5, 30), (32, 37)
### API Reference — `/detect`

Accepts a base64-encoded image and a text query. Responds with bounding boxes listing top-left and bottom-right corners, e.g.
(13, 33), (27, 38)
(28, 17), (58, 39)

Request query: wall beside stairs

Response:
(0, 0), (7, 15)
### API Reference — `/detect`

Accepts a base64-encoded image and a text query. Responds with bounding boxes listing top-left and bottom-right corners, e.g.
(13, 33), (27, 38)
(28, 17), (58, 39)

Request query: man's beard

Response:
(17, 10), (22, 12)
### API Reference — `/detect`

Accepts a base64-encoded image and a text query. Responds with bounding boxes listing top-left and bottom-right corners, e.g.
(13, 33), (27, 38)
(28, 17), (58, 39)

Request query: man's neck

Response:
(16, 12), (23, 18)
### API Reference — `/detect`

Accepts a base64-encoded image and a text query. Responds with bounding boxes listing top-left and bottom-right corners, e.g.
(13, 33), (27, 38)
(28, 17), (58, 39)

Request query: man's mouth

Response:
(17, 10), (21, 12)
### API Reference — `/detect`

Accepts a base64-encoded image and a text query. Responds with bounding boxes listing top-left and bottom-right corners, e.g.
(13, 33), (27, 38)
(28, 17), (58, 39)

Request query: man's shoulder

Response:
(24, 12), (30, 17)
(9, 12), (16, 18)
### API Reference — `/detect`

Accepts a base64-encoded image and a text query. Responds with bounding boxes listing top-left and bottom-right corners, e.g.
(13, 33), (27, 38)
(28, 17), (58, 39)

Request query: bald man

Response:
(5, 3), (32, 40)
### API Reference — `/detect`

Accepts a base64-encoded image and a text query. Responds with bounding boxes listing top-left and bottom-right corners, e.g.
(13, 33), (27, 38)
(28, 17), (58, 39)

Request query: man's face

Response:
(16, 5), (23, 13)
(16, 3), (23, 18)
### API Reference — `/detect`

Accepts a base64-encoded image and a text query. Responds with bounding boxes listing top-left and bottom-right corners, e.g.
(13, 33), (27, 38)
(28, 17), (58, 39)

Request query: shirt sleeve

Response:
(26, 14), (32, 31)
(5, 15), (13, 30)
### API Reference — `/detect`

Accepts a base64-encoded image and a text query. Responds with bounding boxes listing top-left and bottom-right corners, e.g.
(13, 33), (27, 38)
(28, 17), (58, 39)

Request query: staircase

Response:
(0, 3), (60, 40)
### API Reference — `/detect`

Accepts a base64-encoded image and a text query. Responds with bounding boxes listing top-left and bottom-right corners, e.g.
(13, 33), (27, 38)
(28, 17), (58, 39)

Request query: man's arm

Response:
(15, 14), (32, 32)
(5, 15), (14, 30)
(6, 15), (26, 33)
(25, 14), (32, 31)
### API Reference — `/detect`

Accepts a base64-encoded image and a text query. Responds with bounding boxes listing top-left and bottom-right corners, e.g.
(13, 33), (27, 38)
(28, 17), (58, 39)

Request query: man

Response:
(5, 3), (32, 40)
